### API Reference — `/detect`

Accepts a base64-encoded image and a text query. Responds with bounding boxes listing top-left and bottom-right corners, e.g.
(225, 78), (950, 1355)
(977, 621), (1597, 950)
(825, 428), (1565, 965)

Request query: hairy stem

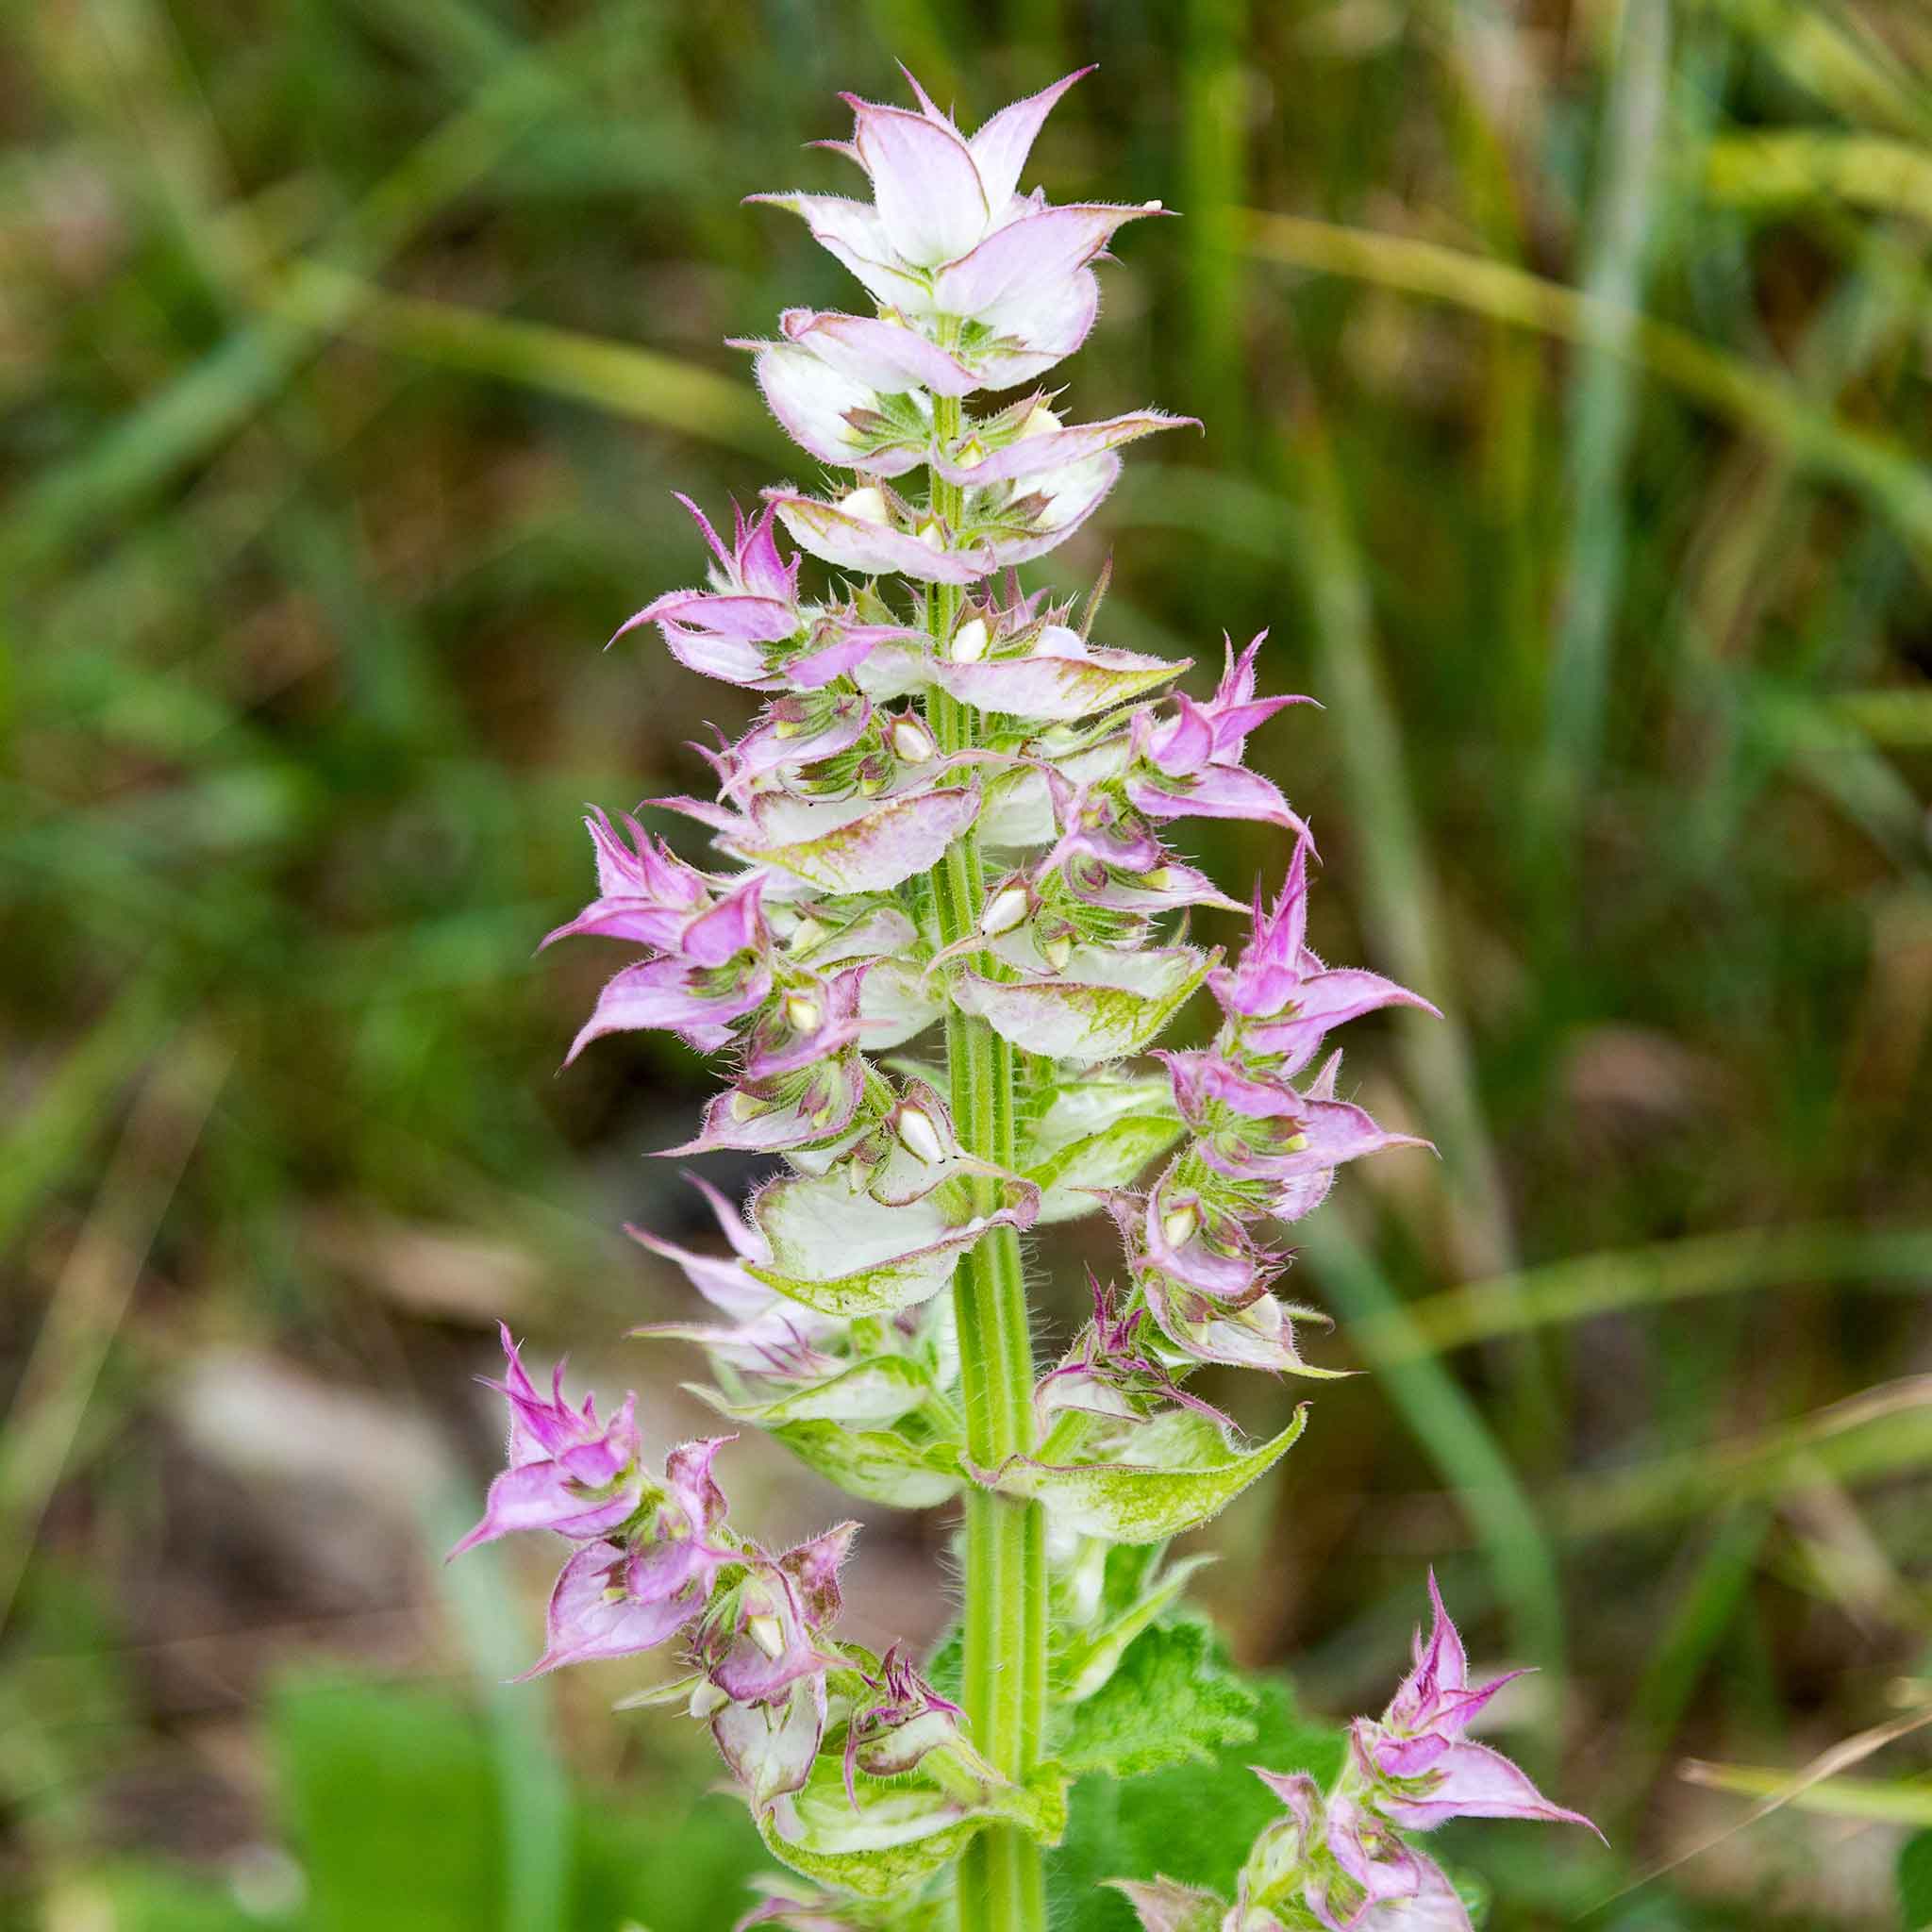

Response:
(924, 406), (1048, 1932)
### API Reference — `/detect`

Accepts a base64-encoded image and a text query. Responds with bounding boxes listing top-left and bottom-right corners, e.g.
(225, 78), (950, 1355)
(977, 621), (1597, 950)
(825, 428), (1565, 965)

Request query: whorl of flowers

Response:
(1113, 1578), (1602, 1932)
(458, 65), (1591, 1925)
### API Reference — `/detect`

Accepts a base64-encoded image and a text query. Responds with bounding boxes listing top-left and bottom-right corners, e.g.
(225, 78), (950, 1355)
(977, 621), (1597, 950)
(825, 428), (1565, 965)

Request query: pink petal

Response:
(615, 590), (800, 647)
(971, 452), (1123, 570)
(1379, 1738), (1601, 1835)
(564, 956), (771, 1063)
(934, 202), (1169, 315)
(678, 879), (765, 967)
(745, 193), (929, 308)
(932, 408), (1196, 486)
(541, 898), (693, 952)
(778, 308), (981, 398)
(967, 67), (1095, 212)
(753, 343), (925, 476)
(971, 268), (1101, 387)
(625, 1224), (774, 1320)
(845, 96), (990, 265)
(515, 1541), (697, 1678)
(1126, 762), (1309, 831)
(767, 490), (991, 584)
(656, 625), (775, 688)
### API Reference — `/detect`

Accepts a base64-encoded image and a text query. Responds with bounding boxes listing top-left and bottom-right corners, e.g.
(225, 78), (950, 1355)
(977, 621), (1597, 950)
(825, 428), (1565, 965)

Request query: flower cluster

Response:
(454, 1329), (989, 1841)
(459, 62), (1592, 1926)
(1069, 822), (1439, 1389)
(1115, 1579), (1598, 1932)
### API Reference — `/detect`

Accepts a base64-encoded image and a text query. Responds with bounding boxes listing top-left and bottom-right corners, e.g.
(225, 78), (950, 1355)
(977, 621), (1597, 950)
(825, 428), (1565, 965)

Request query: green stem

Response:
(923, 404), (1048, 1932)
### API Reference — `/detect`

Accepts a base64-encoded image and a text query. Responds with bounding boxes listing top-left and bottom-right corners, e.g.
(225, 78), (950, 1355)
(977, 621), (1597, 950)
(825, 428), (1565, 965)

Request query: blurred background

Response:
(5, 0), (1932, 1926)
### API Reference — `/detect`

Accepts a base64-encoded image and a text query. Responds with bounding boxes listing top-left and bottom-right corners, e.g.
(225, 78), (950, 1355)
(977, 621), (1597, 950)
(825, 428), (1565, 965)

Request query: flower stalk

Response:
(455, 64), (1594, 1932)
(923, 390), (1047, 1932)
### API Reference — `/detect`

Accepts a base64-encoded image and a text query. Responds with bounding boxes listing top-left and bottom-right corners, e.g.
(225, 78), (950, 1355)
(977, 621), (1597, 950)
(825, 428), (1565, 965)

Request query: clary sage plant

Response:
(457, 67), (1596, 1932)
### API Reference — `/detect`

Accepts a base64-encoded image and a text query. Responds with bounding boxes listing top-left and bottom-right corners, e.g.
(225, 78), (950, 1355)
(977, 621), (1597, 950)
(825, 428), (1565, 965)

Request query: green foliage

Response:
(87, 1671), (764, 1932)
(1901, 1831), (1932, 1931)
(986, 1409), (1308, 1544)
(277, 1678), (491, 1932)
(1049, 1675), (1346, 1931)
(90, 1867), (262, 1932)
(1056, 1621), (1259, 1781)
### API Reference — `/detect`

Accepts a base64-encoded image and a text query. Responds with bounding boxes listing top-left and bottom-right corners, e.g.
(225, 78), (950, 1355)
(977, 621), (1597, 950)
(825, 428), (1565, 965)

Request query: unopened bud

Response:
(980, 884), (1030, 938)
(950, 618), (989, 663)
(1161, 1203), (1199, 1249)
(891, 716), (936, 763)
(837, 486), (891, 526)
(955, 435), (989, 468)
(1041, 929), (1074, 972)
(784, 993), (821, 1034)
(916, 519), (944, 551)
(747, 1614), (786, 1659)
(895, 1106), (945, 1165)
(1018, 405), (1063, 441)
(689, 1679), (728, 1719)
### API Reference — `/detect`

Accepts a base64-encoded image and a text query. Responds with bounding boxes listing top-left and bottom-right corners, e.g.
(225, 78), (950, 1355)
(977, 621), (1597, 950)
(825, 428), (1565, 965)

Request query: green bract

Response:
(976, 1409), (1310, 1544)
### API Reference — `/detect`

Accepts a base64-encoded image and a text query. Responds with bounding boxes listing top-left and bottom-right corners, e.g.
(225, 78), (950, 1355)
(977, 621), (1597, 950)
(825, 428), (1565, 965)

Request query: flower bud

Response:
(1019, 404), (1063, 440)
(891, 716), (937, 763)
(916, 519), (945, 551)
(837, 485), (890, 525)
(950, 618), (989, 663)
(784, 993), (821, 1035)
(1161, 1202), (1199, 1249)
(895, 1105), (946, 1166)
(980, 883), (1031, 938)
(747, 1612), (787, 1659)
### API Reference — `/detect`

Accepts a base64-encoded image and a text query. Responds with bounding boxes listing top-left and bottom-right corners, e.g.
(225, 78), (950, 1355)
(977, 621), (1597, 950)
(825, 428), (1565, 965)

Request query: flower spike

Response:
(459, 63), (1574, 1927)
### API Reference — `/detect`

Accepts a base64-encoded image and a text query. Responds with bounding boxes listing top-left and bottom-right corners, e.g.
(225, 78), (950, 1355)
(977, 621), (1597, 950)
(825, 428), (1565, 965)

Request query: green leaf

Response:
(752, 1168), (1030, 1318)
(1049, 1675), (1346, 1931)
(741, 786), (981, 893)
(953, 946), (1214, 1060)
(1057, 1621), (1258, 1781)
(687, 1355), (931, 1426)
(1024, 1114), (1185, 1224)
(1058, 1549), (1217, 1702)
(981, 1408), (1308, 1543)
(275, 1673), (501, 1932)
(270, 1668), (764, 1932)
(1901, 1830), (1932, 1930)
(757, 1756), (1062, 1901)
(771, 1419), (965, 1507)
(90, 1865), (262, 1932)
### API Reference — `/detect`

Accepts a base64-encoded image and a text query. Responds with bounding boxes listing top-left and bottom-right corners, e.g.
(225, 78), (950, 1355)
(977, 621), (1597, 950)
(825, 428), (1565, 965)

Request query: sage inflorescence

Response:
(457, 66), (1594, 1931)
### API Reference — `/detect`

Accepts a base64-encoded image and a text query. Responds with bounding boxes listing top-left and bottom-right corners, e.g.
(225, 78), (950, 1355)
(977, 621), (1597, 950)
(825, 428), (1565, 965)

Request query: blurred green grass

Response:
(4, 0), (1932, 1925)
